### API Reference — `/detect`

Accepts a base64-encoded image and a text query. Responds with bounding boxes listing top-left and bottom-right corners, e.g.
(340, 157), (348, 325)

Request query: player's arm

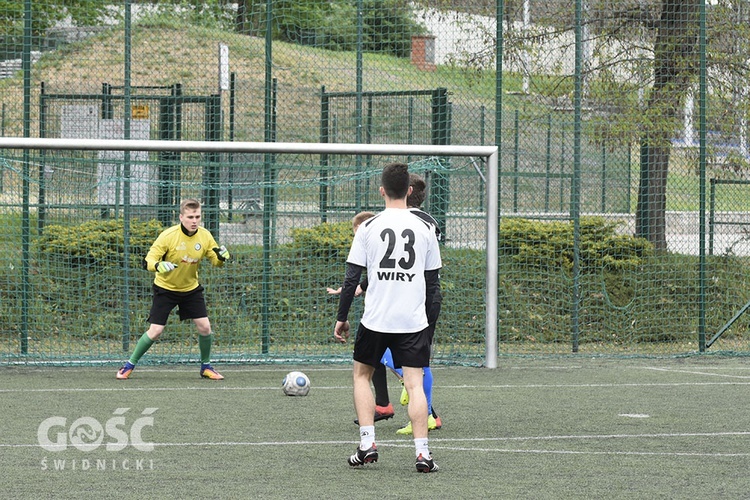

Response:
(337, 263), (364, 321)
(142, 234), (173, 273)
(205, 234), (229, 266)
(424, 268), (440, 323)
(334, 263), (364, 342)
(355, 277), (368, 296)
(210, 245), (230, 266)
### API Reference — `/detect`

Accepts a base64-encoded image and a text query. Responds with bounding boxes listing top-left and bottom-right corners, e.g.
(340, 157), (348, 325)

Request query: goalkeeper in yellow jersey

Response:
(117, 198), (230, 380)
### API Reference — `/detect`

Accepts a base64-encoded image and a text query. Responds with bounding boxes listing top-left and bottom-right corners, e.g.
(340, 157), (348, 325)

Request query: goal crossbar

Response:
(0, 137), (495, 158)
(0, 137), (499, 369)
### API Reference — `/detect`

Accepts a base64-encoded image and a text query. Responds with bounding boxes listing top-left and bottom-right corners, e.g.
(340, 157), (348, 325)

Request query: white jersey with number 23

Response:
(346, 207), (442, 333)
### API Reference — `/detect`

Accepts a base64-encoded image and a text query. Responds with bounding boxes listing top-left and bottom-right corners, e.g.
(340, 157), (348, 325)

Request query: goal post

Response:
(0, 137), (498, 368)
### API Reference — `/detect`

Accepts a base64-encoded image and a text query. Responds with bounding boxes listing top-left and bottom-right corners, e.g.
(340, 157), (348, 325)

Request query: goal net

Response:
(0, 138), (498, 368)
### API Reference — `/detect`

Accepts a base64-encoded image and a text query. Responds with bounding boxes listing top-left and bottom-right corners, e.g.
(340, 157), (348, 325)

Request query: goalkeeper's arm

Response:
(212, 245), (230, 264)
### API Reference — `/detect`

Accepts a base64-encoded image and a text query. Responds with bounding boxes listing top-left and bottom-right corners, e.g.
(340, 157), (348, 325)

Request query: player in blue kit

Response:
(334, 162), (442, 473)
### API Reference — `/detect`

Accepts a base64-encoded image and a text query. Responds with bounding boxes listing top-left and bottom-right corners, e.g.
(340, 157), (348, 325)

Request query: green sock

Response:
(199, 334), (213, 365)
(128, 332), (154, 365)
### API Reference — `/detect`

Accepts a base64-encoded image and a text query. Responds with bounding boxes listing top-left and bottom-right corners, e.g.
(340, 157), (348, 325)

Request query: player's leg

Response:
(117, 288), (173, 379)
(194, 317), (223, 380)
(181, 287), (224, 380)
(349, 325), (383, 466)
(391, 327), (438, 471)
(354, 362), (394, 424)
(383, 348), (410, 406)
(373, 364), (395, 421)
(372, 363), (390, 407)
(422, 366), (434, 415)
(349, 360), (379, 466)
(353, 360), (377, 428)
(402, 365), (437, 472)
(395, 327), (440, 435)
(116, 324), (163, 380)
(135, 324), (164, 359)
(422, 367), (441, 430)
(397, 367), (443, 433)
(402, 366), (428, 438)
(425, 300), (442, 429)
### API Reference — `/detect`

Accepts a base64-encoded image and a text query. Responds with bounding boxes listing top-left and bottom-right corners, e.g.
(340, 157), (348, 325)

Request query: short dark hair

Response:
(381, 162), (410, 199)
(407, 173), (426, 208)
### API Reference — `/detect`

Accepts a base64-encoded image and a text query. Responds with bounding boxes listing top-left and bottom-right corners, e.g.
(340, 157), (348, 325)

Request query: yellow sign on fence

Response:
(131, 105), (149, 119)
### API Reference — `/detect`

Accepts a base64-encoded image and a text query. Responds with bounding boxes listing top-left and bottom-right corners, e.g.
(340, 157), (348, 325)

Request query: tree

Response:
(234, 0), (263, 36)
(452, 0), (735, 251)
(230, 0), (423, 57)
(635, 1), (700, 250)
(1, 0), (108, 57)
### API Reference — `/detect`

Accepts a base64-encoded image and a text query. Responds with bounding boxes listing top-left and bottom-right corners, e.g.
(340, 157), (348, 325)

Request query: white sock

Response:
(414, 437), (429, 458)
(360, 425), (375, 450)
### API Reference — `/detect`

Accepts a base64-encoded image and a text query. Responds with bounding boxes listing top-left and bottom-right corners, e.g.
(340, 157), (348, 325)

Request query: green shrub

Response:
(37, 218), (165, 269)
(499, 216), (653, 272)
(290, 221), (353, 259)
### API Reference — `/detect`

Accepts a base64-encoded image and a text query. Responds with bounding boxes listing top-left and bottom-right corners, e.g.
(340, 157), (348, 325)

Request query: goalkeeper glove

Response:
(213, 245), (230, 262)
(156, 261), (177, 273)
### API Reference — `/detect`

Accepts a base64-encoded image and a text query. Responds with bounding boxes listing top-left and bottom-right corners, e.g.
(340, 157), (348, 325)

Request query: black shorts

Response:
(353, 323), (432, 369)
(147, 284), (207, 325)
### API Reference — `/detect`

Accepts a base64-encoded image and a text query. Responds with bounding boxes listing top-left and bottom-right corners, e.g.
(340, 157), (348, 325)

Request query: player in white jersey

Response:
(334, 162), (442, 473)
(364, 173), (443, 432)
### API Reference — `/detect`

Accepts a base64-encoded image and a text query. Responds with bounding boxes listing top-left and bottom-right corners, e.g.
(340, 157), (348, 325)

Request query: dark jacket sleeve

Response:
(337, 263), (365, 322)
(424, 269), (440, 322)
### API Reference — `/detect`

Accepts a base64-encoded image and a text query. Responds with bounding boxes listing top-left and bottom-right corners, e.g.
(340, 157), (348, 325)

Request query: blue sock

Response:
(423, 367), (434, 414)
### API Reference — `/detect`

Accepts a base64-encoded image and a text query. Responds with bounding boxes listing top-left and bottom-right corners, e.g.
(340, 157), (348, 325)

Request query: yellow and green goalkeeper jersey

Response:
(144, 224), (224, 292)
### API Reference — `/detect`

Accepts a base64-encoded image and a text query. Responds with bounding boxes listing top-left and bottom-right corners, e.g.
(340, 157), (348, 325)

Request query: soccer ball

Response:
(282, 371), (311, 396)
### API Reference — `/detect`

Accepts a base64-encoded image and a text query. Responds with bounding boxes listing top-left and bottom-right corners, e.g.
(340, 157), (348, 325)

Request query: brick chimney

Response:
(411, 35), (436, 72)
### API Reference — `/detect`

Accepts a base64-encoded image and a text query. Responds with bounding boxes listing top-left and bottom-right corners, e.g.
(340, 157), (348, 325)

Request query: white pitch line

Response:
(439, 381), (750, 388)
(428, 431), (750, 442)
(3, 380), (750, 394)
(0, 386), (352, 393)
(123, 367), (354, 373)
(433, 447), (750, 457)
(643, 366), (750, 379)
(4, 432), (750, 458)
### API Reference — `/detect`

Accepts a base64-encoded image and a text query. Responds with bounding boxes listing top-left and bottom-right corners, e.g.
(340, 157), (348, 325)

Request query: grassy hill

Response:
(0, 18), (507, 144)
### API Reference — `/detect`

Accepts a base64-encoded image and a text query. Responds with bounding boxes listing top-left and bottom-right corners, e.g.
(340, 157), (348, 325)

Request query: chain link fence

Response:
(1, 0), (750, 365)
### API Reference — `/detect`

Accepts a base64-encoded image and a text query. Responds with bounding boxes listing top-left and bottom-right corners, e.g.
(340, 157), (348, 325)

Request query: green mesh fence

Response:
(2, 0), (750, 365)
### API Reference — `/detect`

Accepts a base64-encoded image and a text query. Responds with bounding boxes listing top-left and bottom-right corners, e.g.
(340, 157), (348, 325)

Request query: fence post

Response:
(431, 87), (450, 241)
(102, 82), (113, 120)
(513, 109), (519, 212)
(601, 144), (606, 212)
(38, 83), (47, 232)
(319, 86), (329, 222)
(158, 96), (174, 225)
(228, 72), (236, 221)
(203, 93), (222, 237)
(20, 0), (32, 356)
(545, 113), (551, 211)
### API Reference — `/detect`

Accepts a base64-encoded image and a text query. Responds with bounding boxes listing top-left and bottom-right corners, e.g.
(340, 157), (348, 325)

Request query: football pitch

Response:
(2, 356), (750, 499)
